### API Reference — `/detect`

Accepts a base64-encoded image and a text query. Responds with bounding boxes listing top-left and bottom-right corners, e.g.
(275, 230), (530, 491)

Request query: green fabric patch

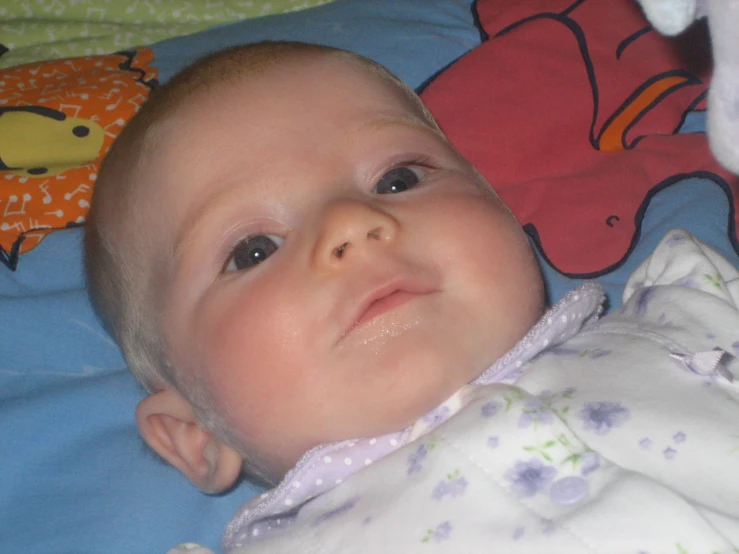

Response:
(0, 0), (335, 69)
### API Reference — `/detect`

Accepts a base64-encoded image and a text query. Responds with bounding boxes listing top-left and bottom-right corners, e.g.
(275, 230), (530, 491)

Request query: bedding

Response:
(0, 0), (335, 69)
(1, 1), (738, 553)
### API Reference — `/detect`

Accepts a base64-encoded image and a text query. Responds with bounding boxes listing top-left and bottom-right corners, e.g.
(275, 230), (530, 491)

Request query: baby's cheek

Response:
(457, 205), (542, 350)
(200, 298), (326, 460)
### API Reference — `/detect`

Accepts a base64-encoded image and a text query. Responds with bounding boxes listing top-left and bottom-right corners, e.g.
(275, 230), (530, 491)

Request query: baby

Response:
(85, 42), (739, 553)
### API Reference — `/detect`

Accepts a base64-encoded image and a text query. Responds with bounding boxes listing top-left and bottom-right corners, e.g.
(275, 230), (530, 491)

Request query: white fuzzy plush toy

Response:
(638, 0), (739, 174)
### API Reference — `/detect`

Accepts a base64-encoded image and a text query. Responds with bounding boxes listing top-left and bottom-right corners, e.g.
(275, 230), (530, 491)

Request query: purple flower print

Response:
(732, 341), (739, 354)
(663, 447), (677, 460)
(676, 277), (699, 290)
(658, 313), (673, 328)
(513, 527), (525, 540)
(432, 481), (450, 500)
(506, 458), (557, 497)
(407, 444), (428, 475)
(578, 401), (630, 435)
(634, 287), (656, 317)
(434, 521), (452, 542)
(423, 405), (450, 426)
(432, 480), (467, 500)
(540, 518), (556, 535)
(422, 521), (453, 543)
(673, 432), (686, 444)
(665, 233), (687, 247)
(432, 471), (468, 500)
(519, 395), (555, 428)
(580, 452), (601, 476)
(313, 498), (357, 526)
(450, 477), (468, 496)
(434, 522), (452, 542)
(584, 348), (612, 359)
(487, 436), (500, 449)
(481, 401), (500, 418)
(639, 438), (652, 449)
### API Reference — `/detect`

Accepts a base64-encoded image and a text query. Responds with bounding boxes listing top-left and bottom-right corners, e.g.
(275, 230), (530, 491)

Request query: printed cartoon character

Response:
(0, 105), (104, 177)
(421, 0), (739, 276)
(0, 49), (156, 270)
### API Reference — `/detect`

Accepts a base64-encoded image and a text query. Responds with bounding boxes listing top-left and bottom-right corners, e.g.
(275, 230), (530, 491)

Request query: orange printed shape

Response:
(0, 48), (157, 270)
(597, 72), (697, 152)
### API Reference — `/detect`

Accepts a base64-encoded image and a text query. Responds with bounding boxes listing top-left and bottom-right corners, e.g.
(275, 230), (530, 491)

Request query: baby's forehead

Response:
(173, 52), (411, 121)
(143, 51), (432, 192)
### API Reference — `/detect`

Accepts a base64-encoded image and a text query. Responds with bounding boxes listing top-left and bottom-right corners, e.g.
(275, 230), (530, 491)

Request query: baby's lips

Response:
(339, 276), (437, 341)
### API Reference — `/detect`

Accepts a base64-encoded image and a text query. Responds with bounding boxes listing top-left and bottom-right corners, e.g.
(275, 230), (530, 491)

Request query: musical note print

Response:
(63, 184), (90, 200)
(3, 193), (32, 217)
(0, 48), (157, 270)
(39, 182), (52, 204)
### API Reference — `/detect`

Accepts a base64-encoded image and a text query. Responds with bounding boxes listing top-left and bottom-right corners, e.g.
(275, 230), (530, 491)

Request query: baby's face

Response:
(147, 54), (544, 480)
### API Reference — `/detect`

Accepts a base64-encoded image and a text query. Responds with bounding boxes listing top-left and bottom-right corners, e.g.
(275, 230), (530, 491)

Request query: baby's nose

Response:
(311, 199), (399, 270)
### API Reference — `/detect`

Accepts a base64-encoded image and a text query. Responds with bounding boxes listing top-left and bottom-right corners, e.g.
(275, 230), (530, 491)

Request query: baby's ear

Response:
(136, 388), (243, 494)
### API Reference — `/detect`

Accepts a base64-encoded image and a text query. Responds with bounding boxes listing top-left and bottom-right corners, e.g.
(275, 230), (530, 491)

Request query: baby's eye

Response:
(374, 166), (424, 194)
(224, 235), (283, 272)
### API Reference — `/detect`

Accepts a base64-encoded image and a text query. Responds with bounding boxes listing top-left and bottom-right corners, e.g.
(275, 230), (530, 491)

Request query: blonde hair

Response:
(84, 42), (442, 479)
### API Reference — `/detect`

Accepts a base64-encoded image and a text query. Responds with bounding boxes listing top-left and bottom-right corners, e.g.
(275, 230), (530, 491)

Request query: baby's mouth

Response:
(340, 279), (437, 341)
(355, 290), (419, 327)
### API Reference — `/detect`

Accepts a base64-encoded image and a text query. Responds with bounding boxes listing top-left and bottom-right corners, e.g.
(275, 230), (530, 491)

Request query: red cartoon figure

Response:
(421, 0), (739, 275)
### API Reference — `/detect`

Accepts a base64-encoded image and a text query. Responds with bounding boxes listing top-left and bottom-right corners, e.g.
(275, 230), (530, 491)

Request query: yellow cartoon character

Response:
(0, 105), (104, 177)
(0, 48), (157, 269)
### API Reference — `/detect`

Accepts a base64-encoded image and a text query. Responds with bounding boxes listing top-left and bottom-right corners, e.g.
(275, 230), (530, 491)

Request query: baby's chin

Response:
(258, 349), (509, 481)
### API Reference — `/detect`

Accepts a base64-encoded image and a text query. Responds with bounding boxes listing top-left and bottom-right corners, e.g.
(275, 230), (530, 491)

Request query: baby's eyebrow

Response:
(359, 112), (438, 136)
(173, 184), (252, 265)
